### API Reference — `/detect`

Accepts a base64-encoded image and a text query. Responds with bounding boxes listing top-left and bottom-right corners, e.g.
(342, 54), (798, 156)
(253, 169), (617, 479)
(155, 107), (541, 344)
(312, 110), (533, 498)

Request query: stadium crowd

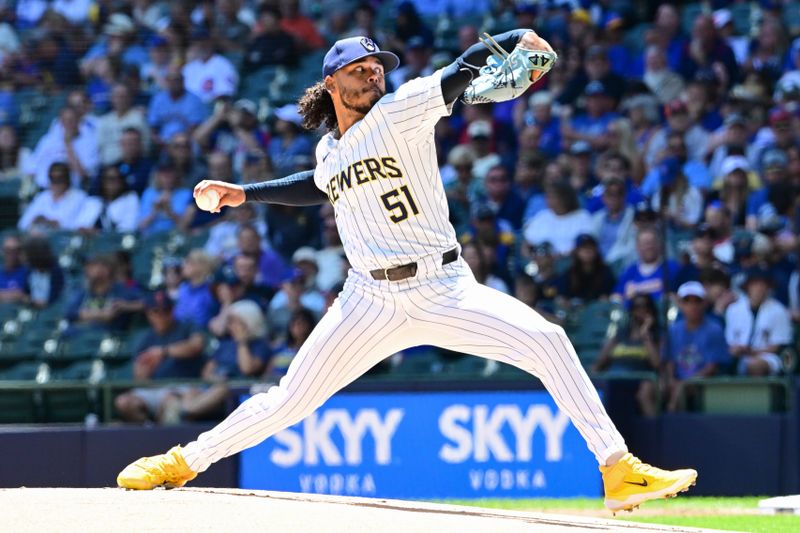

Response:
(0, 0), (799, 423)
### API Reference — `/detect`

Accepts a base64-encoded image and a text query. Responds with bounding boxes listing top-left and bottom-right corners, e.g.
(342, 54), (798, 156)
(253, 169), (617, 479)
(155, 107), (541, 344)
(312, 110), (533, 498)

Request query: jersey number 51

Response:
(381, 186), (420, 223)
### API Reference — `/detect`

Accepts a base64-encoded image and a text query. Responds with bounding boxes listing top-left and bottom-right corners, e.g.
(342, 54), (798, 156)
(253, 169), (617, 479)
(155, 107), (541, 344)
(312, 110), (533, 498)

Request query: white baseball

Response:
(196, 189), (220, 212)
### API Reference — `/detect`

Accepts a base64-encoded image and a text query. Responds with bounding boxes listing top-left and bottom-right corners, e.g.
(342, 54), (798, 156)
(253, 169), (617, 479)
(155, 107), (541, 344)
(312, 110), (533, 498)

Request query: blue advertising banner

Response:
(239, 390), (601, 499)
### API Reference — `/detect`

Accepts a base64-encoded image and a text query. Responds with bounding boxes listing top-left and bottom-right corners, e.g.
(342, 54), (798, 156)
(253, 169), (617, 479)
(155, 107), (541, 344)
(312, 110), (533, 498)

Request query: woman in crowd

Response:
(593, 293), (661, 416)
(266, 307), (316, 378)
(557, 233), (616, 304)
(78, 165), (140, 233)
(461, 241), (509, 294)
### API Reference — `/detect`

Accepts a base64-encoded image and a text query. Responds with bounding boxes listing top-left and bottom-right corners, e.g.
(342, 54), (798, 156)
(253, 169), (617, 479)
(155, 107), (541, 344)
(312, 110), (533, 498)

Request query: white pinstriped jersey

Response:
(313, 69), (458, 272)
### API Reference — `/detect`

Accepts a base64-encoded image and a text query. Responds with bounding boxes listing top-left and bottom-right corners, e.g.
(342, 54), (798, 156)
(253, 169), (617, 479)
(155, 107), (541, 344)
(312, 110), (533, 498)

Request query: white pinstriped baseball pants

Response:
(182, 257), (627, 472)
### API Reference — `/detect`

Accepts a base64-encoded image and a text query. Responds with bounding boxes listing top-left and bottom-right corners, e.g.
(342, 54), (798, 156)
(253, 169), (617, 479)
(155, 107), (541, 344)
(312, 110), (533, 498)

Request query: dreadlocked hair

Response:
(298, 81), (337, 132)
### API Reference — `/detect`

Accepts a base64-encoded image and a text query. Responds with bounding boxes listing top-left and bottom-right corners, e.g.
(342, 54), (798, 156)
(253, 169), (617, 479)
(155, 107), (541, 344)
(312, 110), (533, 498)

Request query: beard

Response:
(340, 84), (385, 115)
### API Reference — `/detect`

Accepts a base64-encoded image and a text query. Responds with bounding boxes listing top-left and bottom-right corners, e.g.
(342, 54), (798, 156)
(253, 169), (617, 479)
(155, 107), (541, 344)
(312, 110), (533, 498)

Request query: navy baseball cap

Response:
(322, 36), (400, 78)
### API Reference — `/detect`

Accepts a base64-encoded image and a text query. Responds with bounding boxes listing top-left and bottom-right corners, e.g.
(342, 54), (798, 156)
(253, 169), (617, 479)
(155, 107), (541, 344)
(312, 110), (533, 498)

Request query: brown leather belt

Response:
(370, 248), (459, 281)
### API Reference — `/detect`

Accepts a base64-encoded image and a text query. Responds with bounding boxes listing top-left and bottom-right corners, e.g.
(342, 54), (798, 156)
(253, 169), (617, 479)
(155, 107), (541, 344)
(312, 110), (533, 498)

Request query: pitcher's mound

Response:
(1, 487), (725, 532)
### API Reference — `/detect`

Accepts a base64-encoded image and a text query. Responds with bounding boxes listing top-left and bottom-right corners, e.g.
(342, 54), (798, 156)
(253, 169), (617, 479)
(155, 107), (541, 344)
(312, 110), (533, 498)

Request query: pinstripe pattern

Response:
(312, 69), (457, 272)
(182, 262), (626, 472)
(182, 276), (408, 472)
(180, 69), (627, 475)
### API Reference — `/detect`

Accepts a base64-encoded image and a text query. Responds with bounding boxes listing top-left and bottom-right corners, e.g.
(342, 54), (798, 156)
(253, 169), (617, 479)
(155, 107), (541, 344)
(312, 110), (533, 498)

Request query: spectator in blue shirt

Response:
(662, 281), (730, 412)
(147, 65), (208, 146)
(585, 151), (645, 213)
(641, 131), (712, 197)
(137, 163), (193, 236)
(478, 164), (525, 230)
(562, 80), (621, 153)
(614, 226), (679, 304)
(268, 104), (313, 177)
(80, 14), (149, 71)
(114, 289), (206, 424)
(115, 128), (154, 195)
(66, 254), (143, 333)
(0, 235), (27, 304)
(746, 148), (790, 231)
(173, 250), (219, 329)
(519, 91), (561, 159)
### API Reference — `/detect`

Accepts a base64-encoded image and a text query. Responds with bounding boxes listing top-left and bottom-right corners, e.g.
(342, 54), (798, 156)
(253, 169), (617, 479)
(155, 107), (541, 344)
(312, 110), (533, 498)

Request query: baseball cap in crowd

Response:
(147, 35), (168, 48)
(584, 80), (609, 97)
(471, 203), (495, 220)
(677, 281), (706, 300)
(571, 9), (592, 25)
(762, 148), (789, 169)
(585, 44), (606, 59)
(694, 223), (713, 239)
(467, 120), (493, 139)
(575, 233), (597, 247)
(664, 99), (688, 117)
(720, 155), (750, 175)
(570, 140), (592, 155)
(758, 214), (786, 236)
(104, 13), (135, 36)
(604, 13), (624, 31)
(227, 299), (268, 339)
(322, 36), (400, 78)
(234, 99), (258, 116)
(190, 28), (212, 41)
(712, 9), (733, 30)
(733, 232), (754, 259)
(292, 246), (318, 266)
(274, 104), (303, 126)
(145, 289), (174, 312)
(405, 35), (431, 51)
(723, 113), (746, 127)
(529, 90), (553, 108)
(743, 266), (772, 287)
(769, 107), (792, 125)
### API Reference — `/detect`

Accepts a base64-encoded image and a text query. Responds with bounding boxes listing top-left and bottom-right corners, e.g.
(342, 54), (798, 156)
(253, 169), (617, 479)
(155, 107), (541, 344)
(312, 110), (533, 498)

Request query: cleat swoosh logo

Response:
(624, 478), (649, 487)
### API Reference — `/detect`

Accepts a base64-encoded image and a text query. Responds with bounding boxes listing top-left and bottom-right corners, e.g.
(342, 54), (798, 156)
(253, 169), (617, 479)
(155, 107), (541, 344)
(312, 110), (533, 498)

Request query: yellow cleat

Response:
(117, 445), (197, 490)
(600, 453), (697, 512)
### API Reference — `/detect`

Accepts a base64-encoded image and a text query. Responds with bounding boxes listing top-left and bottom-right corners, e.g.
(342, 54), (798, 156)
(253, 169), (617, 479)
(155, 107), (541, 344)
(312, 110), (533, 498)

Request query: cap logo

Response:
(360, 37), (376, 52)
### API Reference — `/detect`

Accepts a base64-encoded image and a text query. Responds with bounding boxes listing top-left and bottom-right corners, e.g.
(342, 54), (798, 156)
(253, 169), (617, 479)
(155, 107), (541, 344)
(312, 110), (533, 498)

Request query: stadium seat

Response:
(0, 360), (44, 380)
(688, 377), (790, 414)
(392, 349), (445, 376)
(565, 301), (622, 366)
(444, 354), (491, 377)
(680, 3), (707, 36)
(103, 359), (134, 381)
(785, 2), (800, 36)
(47, 329), (110, 362)
(239, 66), (286, 103)
(0, 177), (21, 230)
(0, 336), (40, 363)
(41, 360), (103, 422)
(730, 3), (752, 37)
(491, 361), (534, 380)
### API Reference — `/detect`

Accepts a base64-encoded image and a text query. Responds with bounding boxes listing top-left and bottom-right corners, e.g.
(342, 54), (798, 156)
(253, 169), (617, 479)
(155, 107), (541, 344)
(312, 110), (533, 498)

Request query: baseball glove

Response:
(462, 33), (558, 105)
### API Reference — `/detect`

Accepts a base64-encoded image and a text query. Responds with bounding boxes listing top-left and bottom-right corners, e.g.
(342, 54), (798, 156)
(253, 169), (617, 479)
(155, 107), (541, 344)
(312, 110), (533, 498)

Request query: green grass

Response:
(618, 515), (799, 533)
(441, 497), (800, 533)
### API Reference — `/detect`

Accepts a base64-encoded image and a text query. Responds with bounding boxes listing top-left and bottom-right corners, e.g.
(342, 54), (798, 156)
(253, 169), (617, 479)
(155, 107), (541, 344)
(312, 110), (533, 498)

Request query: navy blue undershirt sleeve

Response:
(243, 170), (328, 206)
